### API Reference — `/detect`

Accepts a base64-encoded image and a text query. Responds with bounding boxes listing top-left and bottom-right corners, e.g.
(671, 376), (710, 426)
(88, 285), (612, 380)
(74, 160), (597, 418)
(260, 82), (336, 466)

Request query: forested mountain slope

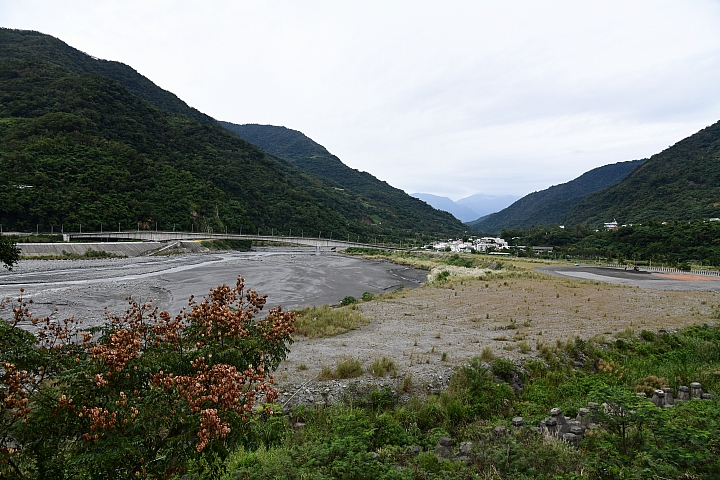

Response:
(469, 159), (645, 233)
(0, 28), (214, 125)
(220, 122), (466, 232)
(565, 120), (720, 225)
(0, 29), (463, 241)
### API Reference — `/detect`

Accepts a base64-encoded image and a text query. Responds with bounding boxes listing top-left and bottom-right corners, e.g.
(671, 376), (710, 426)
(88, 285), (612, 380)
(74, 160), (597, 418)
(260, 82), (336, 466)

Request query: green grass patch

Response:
(293, 305), (369, 338)
(200, 239), (252, 250)
(21, 248), (125, 260)
(344, 247), (391, 256)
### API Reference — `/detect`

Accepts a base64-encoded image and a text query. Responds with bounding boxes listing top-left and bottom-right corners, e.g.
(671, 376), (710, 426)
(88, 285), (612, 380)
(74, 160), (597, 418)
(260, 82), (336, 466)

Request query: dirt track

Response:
(539, 265), (720, 291)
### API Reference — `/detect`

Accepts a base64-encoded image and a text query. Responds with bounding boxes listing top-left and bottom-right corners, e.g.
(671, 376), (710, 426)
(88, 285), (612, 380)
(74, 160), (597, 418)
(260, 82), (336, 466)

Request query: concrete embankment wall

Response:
(19, 242), (162, 257)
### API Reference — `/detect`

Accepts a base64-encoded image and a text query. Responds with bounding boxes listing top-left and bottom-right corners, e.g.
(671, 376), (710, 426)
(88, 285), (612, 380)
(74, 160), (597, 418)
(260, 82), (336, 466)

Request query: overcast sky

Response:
(3, 1), (720, 200)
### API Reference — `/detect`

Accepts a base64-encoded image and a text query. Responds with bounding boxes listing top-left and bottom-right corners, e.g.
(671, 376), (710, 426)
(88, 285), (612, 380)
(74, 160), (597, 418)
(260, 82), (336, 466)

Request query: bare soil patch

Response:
(275, 263), (720, 402)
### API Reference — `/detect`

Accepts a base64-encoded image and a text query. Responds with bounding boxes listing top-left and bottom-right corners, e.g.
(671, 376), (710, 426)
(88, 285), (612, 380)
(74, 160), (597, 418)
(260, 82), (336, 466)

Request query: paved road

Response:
(0, 248), (426, 329)
(539, 265), (720, 291)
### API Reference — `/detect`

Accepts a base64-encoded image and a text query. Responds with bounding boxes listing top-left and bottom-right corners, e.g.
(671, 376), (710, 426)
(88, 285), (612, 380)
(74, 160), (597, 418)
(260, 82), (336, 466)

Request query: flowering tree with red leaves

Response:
(0, 276), (294, 479)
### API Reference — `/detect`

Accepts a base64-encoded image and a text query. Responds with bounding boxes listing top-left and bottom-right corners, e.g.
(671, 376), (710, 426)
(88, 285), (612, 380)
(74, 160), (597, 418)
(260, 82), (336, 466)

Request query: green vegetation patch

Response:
(370, 356), (397, 377)
(344, 247), (392, 256)
(200, 239), (252, 251)
(215, 324), (720, 479)
(21, 248), (124, 260)
(503, 221), (720, 267)
(318, 357), (364, 380)
(293, 304), (369, 338)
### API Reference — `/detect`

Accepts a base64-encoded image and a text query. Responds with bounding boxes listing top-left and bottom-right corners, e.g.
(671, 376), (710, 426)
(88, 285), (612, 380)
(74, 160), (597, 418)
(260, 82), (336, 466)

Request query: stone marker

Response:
(662, 387), (674, 405)
(691, 382), (703, 400)
(650, 389), (665, 408)
(562, 432), (579, 448)
(677, 386), (690, 402)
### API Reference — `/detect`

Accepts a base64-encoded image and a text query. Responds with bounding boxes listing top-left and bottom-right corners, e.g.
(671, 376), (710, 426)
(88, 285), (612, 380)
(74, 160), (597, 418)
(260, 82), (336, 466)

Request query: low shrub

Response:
(361, 291), (375, 302)
(435, 270), (450, 283)
(491, 357), (516, 380)
(340, 295), (357, 306)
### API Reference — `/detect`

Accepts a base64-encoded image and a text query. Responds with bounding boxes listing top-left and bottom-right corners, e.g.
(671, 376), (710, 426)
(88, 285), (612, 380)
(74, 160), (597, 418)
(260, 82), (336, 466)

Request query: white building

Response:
(474, 237), (508, 252)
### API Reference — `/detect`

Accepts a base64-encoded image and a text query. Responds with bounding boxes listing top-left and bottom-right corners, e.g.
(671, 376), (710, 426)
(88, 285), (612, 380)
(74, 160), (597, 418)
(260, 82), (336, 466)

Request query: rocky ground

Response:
(274, 262), (720, 408)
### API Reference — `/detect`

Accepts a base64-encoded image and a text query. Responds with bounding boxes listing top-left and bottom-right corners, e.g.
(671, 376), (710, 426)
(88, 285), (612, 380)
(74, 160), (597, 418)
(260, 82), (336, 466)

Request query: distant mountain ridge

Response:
(469, 159), (646, 233)
(220, 123), (466, 234)
(410, 193), (520, 222)
(409, 193), (480, 222)
(456, 194), (522, 219)
(564, 120), (720, 225)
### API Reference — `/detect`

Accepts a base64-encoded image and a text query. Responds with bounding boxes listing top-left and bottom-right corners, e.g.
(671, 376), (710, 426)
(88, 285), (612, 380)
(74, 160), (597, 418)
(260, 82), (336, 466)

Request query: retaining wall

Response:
(19, 242), (162, 258)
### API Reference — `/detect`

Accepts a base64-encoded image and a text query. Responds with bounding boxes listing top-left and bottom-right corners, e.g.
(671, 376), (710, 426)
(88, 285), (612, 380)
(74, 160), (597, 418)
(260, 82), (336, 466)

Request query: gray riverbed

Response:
(0, 247), (427, 328)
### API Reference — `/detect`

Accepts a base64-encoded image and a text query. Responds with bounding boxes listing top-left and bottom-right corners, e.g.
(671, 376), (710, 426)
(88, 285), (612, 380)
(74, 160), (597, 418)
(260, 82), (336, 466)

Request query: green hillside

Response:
(0, 29), (463, 242)
(565, 120), (720, 226)
(469, 159), (645, 233)
(0, 28), (214, 125)
(220, 122), (466, 233)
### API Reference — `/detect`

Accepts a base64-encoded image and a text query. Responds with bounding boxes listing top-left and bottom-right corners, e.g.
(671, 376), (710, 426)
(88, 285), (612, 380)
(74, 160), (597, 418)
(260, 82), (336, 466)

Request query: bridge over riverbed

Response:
(63, 231), (407, 251)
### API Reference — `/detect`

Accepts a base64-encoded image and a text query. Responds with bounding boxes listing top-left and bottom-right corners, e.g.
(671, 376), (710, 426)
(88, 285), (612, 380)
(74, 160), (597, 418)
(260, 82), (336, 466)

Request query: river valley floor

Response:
(2, 250), (719, 407)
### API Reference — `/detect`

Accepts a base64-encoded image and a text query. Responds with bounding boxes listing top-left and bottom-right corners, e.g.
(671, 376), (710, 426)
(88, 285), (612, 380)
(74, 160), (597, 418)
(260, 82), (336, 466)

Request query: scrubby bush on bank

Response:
(216, 324), (720, 479)
(0, 277), (294, 479)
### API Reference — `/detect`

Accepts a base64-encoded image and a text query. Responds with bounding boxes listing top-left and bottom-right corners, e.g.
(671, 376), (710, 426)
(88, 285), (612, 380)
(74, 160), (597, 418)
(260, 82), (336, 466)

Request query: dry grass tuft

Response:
(294, 305), (369, 337)
(318, 356), (364, 380)
(370, 357), (397, 377)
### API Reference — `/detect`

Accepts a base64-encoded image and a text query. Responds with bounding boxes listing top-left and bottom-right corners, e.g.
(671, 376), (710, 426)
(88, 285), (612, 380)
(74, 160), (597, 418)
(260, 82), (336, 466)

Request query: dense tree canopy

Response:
(503, 220), (720, 266)
(0, 236), (19, 270)
(221, 123), (466, 235)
